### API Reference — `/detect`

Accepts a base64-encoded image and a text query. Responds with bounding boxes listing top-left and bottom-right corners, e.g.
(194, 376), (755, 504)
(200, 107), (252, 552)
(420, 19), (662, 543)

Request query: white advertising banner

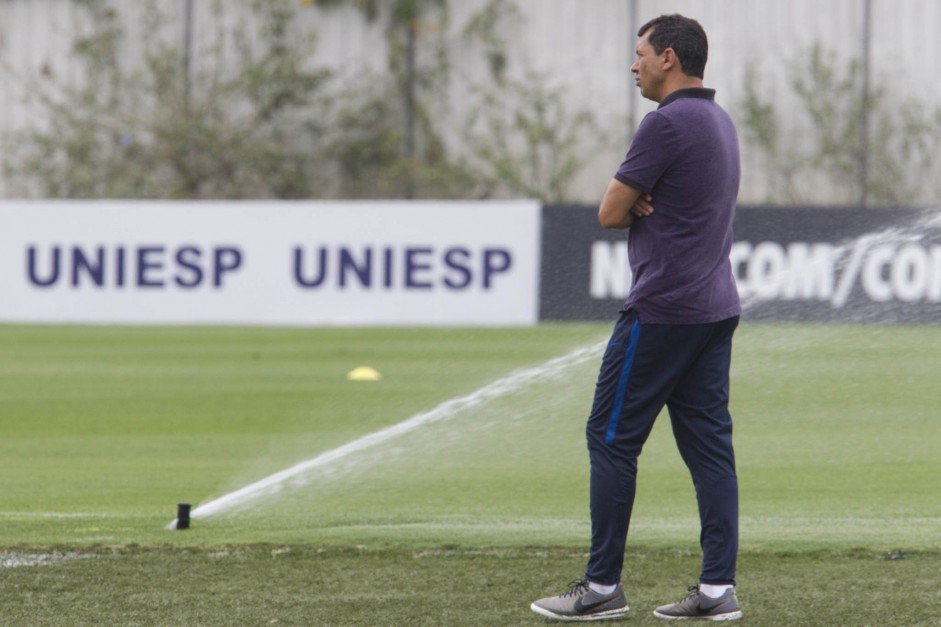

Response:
(0, 200), (541, 326)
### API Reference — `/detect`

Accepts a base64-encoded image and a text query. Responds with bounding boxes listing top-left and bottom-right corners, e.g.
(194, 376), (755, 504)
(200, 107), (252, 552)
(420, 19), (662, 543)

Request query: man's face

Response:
(631, 30), (666, 102)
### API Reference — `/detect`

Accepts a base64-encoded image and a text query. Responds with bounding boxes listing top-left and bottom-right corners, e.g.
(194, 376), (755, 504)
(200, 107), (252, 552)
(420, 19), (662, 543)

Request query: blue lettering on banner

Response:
(175, 246), (203, 288)
(293, 245), (514, 291)
(137, 246), (164, 288)
(405, 247), (433, 289)
(213, 248), (242, 287)
(339, 248), (371, 288)
(483, 249), (512, 288)
(443, 248), (473, 289)
(26, 245), (243, 289)
(72, 247), (105, 287)
(27, 247), (58, 287)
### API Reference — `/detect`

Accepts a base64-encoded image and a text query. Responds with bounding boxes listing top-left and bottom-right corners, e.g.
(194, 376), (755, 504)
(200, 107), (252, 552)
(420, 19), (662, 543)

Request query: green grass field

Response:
(1, 323), (939, 625)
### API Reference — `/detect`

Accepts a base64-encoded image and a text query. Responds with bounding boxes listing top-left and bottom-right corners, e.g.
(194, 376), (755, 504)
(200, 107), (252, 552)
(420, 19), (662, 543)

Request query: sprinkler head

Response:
(176, 502), (191, 530)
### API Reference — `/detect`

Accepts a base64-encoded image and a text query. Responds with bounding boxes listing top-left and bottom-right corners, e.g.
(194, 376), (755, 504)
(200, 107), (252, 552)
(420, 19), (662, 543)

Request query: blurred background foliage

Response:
(2, 0), (603, 202)
(2, 0), (940, 205)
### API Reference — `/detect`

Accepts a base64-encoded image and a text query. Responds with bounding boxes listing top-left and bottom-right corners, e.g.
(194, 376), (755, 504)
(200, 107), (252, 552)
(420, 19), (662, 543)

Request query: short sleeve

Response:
(614, 111), (676, 194)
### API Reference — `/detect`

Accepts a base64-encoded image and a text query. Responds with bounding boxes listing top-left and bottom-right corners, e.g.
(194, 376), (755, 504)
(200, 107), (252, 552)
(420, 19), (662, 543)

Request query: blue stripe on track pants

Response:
(584, 309), (739, 586)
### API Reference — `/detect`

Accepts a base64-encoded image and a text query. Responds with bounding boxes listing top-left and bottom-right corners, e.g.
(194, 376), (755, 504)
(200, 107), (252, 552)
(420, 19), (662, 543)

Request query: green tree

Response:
(312, 0), (604, 202)
(458, 0), (605, 203)
(740, 44), (941, 206)
(4, 0), (604, 203)
(462, 71), (602, 203)
(313, 0), (462, 199)
(3, 0), (333, 199)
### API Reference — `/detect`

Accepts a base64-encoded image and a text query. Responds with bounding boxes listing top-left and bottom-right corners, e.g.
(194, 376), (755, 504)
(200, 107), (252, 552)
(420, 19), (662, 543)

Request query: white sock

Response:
(588, 581), (618, 595)
(699, 583), (732, 598)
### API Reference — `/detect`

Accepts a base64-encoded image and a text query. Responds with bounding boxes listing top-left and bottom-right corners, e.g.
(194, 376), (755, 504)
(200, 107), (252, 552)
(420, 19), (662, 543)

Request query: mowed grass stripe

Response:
(0, 323), (938, 550)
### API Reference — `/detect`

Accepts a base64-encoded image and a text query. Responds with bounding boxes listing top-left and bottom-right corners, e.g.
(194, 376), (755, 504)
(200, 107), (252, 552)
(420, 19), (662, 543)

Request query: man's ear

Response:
(661, 48), (678, 71)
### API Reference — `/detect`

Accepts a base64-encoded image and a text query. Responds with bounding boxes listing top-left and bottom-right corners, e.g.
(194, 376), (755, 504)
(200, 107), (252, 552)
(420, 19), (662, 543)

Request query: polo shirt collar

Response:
(658, 87), (716, 109)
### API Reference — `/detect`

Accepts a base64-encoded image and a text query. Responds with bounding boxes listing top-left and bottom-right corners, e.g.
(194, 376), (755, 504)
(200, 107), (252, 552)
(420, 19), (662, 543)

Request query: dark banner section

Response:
(540, 205), (941, 323)
(540, 205), (625, 321)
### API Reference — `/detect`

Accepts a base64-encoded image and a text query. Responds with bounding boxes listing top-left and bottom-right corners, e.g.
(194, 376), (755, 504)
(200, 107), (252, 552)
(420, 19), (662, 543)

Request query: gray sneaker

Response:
(530, 579), (629, 622)
(653, 585), (742, 621)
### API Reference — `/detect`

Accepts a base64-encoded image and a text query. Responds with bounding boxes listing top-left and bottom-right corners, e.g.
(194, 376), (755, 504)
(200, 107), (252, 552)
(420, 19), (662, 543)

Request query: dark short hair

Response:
(637, 14), (708, 79)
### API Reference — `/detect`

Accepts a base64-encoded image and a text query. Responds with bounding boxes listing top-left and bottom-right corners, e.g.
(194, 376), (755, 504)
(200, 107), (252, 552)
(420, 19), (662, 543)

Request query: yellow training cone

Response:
(346, 366), (382, 381)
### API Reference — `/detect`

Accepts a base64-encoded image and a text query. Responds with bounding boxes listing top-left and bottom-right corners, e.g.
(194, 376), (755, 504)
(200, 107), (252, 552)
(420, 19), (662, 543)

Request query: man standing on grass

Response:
(530, 14), (743, 622)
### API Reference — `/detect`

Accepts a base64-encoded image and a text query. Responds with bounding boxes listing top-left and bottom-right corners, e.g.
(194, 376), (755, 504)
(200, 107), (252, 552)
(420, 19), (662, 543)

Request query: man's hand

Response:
(631, 193), (654, 217)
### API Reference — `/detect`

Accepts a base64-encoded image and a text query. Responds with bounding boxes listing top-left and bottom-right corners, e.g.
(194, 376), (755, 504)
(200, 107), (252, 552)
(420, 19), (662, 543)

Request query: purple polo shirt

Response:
(614, 87), (741, 324)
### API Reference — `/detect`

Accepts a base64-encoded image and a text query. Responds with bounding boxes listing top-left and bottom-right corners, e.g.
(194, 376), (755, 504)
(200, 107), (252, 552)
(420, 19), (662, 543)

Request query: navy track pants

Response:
(584, 309), (739, 586)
